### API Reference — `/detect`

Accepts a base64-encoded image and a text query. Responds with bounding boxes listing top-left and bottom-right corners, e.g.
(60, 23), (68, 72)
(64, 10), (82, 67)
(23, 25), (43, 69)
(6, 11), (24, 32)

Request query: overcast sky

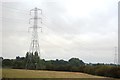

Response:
(1, 0), (119, 63)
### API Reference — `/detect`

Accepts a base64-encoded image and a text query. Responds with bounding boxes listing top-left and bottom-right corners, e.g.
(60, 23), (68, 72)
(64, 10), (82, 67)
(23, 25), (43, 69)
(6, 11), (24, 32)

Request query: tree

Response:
(2, 59), (12, 67)
(69, 58), (85, 66)
(34, 51), (40, 69)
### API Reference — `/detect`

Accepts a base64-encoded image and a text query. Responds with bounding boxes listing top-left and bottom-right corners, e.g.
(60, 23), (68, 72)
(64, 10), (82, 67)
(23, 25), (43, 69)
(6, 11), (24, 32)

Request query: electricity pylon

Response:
(29, 7), (42, 54)
(26, 7), (42, 69)
(114, 47), (118, 65)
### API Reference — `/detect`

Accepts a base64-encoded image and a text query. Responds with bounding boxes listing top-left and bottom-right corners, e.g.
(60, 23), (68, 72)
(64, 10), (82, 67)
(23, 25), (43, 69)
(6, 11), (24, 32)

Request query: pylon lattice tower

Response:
(114, 47), (118, 65)
(29, 7), (42, 54)
(25, 7), (42, 69)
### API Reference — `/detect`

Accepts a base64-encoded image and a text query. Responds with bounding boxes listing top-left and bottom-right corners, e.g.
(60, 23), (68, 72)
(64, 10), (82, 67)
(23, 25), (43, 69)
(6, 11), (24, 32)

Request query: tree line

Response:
(1, 52), (120, 78)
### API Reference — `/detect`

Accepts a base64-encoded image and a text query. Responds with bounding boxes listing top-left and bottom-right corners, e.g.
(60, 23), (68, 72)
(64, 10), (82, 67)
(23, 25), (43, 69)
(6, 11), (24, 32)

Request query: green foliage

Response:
(2, 55), (120, 78)
(83, 65), (120, 78)
(25, 51), (40, 69)
(2, 59), (13, 68)
(69, 58), (85, 66)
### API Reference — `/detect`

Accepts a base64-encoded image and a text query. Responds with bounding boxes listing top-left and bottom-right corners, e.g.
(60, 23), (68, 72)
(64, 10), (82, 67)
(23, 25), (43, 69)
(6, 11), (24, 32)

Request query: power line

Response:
(0, 17), (29, 24)
(1, 5), (48, 20)
(2, 5), (28, 12)
(0, 16), (28, 20)
(1, 6), (29, 16)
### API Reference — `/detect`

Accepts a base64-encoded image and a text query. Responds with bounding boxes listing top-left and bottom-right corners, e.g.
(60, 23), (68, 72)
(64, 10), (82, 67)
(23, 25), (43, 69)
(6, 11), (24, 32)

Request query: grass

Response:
(2, 69), (106, 78)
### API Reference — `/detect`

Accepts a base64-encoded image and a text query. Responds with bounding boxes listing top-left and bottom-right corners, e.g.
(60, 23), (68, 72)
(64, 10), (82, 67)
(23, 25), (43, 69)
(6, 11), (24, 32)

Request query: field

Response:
(2, 69), (119, 80)
(2, 69), (106, 78)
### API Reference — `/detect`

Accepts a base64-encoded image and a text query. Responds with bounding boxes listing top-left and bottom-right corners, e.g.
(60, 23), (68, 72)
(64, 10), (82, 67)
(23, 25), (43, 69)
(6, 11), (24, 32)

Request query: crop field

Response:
(2, 69), (119, 80)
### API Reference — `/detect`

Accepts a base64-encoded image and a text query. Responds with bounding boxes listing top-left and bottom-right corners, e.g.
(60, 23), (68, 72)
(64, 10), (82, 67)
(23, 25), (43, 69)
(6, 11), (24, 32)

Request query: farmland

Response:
(2, 69), (104, 78)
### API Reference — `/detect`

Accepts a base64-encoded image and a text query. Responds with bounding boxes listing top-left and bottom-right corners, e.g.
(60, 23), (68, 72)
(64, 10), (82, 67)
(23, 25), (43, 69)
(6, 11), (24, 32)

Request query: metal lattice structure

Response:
(25, 7), (42, 69)
(114, 47), (118, 65)
(29, 7), (42, 54)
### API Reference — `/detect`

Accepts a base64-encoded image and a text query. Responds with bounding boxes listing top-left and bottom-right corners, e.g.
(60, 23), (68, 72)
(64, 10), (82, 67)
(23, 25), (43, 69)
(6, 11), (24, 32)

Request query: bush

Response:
(108, 67), (120, 78)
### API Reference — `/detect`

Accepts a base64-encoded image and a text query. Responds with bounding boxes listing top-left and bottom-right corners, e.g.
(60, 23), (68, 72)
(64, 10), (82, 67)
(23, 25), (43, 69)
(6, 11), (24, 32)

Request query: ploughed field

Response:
(2, 69), (114, 79)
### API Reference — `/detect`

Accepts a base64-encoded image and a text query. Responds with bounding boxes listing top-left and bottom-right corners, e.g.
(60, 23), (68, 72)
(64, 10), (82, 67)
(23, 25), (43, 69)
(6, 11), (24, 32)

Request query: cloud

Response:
(2, 0), (118, 63)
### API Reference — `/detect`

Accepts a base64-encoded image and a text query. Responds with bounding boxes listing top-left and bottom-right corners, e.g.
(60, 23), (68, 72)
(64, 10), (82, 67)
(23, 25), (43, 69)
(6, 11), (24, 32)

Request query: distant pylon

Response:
(29, 7), (42, 54)
(114, 47), (118, 65)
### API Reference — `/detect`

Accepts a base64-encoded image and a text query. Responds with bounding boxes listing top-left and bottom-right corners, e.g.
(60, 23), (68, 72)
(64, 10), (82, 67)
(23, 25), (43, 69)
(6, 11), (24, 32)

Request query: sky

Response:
(1, 0), (119, 63)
